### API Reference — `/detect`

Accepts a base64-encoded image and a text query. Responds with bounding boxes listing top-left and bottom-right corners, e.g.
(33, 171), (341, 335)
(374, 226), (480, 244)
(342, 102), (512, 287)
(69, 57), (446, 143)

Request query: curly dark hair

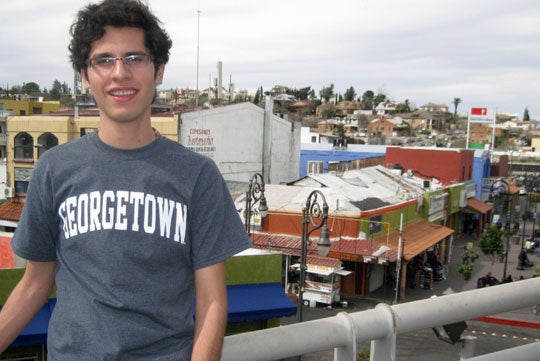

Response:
(69, 0), (172, 75)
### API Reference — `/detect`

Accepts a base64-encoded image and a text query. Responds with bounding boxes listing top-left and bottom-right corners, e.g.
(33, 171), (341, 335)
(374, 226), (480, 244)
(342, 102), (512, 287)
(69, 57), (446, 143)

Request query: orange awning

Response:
(466, 198), (493, 214)
(373, 219), (454, 261)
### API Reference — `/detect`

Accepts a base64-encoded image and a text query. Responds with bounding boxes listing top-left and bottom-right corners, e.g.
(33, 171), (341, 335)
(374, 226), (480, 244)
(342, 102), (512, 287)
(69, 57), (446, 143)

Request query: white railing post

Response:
(369, 303), (396, 361)
(334, 312), (357, 361)
(459, 336), (476, 360)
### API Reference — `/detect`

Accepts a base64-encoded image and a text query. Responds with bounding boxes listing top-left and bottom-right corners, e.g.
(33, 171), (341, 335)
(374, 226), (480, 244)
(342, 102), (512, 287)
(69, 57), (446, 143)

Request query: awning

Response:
(373, 219), (454, 261)
(466, 198), (493, 214)
(7, 283), (296, 348)
(227, 283), (296, 322)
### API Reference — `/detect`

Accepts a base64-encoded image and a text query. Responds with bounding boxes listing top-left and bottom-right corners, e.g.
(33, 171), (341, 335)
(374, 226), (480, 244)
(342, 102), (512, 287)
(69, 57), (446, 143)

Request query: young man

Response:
(0, 1), (251, 360)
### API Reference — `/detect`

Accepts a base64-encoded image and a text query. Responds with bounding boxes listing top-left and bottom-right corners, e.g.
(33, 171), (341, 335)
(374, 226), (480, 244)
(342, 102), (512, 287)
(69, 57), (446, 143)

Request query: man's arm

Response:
(191, 261), (228, 361)
(0, 260), (56, 353)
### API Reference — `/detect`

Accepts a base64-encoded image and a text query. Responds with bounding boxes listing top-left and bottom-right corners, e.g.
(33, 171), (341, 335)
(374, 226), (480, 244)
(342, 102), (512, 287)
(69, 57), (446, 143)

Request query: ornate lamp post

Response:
(297, 190), (331, 323)
(502, 193), (511, 281)
(244, 173), (268, 237)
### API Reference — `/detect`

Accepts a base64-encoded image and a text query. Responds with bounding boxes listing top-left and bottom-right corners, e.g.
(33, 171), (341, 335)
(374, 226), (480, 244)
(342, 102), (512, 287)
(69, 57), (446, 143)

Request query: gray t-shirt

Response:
(12, 132), (251, 361)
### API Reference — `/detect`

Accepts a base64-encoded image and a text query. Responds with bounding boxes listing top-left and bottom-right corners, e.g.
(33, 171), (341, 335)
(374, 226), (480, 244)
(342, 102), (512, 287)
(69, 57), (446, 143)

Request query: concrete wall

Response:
(179, 101), (300, 184)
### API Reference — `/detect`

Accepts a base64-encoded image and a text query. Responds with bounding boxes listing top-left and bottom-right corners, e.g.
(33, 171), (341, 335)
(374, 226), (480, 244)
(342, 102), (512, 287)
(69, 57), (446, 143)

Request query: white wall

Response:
(0, 161), (6, 201)
(179, 102), (300, 184)
(301, 127), (320, 143)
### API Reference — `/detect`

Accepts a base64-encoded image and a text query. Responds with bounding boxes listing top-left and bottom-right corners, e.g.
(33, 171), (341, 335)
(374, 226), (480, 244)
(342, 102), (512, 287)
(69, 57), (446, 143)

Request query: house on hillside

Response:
(375, 101), (397, 115)
(368, 117), (408, 138)
(335, 101), (361, 117)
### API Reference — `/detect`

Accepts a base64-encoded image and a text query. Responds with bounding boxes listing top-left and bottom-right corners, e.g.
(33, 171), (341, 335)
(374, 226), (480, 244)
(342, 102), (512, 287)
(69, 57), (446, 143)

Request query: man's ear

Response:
(155, 63), (165, 86)
(81, 70), (91, 90)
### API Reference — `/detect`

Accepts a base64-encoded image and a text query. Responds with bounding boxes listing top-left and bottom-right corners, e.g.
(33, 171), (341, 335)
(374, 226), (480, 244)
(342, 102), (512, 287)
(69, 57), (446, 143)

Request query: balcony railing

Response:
(221, 277), (540, 361)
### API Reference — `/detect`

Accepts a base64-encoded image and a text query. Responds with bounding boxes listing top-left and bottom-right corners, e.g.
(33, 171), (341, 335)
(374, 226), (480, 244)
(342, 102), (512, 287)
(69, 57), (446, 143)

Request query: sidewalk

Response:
(365, 232), (540, 328)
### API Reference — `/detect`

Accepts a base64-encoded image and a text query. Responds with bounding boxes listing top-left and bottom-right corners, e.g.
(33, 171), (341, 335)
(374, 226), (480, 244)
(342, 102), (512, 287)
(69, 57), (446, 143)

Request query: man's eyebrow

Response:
(89, 51), (148, 58)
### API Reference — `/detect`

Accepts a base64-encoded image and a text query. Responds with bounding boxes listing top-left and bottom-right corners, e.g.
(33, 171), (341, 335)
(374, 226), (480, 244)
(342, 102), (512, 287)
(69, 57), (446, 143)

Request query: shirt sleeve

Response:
(189, 159), (251, 270)
(11, 156), (58, 262)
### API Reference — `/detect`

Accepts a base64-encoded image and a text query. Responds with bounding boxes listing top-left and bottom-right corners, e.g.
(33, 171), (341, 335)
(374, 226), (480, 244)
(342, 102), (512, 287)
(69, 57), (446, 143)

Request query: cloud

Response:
(2, 0), (539, 117)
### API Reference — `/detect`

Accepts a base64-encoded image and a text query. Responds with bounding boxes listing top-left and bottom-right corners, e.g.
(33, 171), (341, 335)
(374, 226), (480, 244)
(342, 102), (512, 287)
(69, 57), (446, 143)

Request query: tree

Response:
(478, 225), (504, 263)
(395, 99), (411, 113)
(452, 97), (462, 119)
(373, 92), (386, 108)
(523, 107), (530, 121)
(49, 80), (65, 100)
(344, 86), (356, 101)
(10, 85), (21, 94)
(361, 90), (375, 110)
(254, 86), (264, 105)
(356, 114), (369, 131)
(320, 103), (336, 119)
(253, 88), (261, 105)
(319, 84), (334, 102)
(21, 82), (41, 94)
(286, 86), (313, 100)
(333, 123), (346, 139)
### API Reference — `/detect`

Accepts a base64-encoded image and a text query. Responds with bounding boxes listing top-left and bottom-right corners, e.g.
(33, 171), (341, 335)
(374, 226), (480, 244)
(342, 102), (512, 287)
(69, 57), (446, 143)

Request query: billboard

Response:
(468, 107), (496, 123)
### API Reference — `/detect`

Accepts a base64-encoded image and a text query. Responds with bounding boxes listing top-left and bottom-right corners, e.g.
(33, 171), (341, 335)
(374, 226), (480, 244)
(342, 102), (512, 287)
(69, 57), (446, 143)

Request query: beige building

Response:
(0, 99), (60, 116)
(5, 114), (178, 201)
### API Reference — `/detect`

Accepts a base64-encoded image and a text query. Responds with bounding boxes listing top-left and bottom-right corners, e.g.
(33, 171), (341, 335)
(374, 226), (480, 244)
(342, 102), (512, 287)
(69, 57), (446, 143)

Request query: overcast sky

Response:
(2, 0), (539, 118)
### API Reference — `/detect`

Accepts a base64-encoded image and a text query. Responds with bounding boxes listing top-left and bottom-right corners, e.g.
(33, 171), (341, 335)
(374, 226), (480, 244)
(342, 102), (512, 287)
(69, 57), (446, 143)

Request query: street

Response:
(279, 195), (540, 361)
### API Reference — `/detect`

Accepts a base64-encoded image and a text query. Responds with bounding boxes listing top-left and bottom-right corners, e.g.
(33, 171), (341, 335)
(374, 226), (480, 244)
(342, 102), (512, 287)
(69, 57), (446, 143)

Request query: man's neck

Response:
(97, 121), (157, 149)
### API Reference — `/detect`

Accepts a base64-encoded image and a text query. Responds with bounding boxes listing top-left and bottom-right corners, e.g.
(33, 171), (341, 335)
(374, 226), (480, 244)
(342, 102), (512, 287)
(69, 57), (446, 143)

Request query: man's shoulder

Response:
(38, 136), (88, 163)
(159, 137), (216, 166)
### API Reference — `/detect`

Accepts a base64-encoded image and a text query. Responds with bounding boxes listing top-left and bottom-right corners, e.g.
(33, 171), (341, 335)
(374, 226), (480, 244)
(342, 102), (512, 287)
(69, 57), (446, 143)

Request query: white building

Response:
(179, 98), (301, 185)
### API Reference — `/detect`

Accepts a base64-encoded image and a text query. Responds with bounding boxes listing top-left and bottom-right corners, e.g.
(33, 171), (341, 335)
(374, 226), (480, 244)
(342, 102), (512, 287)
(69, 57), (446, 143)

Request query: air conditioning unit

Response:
(4, 187), (14, 198)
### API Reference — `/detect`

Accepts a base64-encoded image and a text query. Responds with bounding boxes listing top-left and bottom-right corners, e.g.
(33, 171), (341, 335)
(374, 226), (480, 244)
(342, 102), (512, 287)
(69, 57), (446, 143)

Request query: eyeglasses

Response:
(86, 54), (154, 70)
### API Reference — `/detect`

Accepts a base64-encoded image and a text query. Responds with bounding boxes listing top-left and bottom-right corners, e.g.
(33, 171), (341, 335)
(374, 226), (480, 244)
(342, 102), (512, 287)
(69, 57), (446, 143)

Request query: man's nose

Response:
(111, 59), (131, 78)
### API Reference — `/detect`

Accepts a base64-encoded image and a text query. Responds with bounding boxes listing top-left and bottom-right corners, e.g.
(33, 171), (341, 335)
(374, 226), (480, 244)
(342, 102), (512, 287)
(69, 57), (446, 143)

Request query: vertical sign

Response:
(466, 107), (496, 149)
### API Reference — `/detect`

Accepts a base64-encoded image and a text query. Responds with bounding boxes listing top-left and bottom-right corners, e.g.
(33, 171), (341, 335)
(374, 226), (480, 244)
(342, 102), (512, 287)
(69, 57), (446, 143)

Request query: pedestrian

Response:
(462, 245), (471, 264)
(0, 1), (251, 360)
(287, 266), (298, 294)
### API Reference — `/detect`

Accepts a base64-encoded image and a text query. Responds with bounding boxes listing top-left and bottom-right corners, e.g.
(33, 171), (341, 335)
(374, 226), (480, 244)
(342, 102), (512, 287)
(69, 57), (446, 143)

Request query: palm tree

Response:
(452, 97), (462, 119)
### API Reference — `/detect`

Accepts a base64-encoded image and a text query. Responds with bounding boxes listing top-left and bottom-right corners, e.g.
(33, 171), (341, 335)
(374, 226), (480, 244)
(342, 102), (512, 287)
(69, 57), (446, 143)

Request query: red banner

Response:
(471, 108), (488, 116)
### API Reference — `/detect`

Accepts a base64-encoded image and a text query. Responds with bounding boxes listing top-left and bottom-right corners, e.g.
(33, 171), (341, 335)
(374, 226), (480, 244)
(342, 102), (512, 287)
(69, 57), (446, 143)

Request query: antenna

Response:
(195, 2), (201, 108)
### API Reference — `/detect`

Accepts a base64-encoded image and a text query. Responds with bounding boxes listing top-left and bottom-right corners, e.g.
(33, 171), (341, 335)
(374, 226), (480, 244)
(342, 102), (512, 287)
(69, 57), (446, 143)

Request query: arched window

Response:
(14, 132), (34, 160)
(37, 133), (59, 158)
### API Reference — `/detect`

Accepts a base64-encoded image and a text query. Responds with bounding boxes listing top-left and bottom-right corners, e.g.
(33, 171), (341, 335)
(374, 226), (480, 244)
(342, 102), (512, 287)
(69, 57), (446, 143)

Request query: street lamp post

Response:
(244, 173), (268, 237)
(297, 190), (331, 323)
(502, 193), (513, 281)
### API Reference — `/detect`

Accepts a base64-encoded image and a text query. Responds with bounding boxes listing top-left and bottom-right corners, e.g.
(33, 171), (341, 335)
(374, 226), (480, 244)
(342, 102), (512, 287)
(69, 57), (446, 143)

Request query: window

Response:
(37, 133), (59, 158)
(14, 167), (33, 194)
(14, 132), (34, 160)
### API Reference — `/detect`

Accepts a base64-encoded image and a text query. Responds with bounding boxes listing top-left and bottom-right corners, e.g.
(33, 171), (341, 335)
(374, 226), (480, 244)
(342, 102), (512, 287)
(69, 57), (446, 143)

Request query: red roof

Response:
(0, 202), (24, 222)
(251, 233), (398, 264)
(0, 235), (14, 268)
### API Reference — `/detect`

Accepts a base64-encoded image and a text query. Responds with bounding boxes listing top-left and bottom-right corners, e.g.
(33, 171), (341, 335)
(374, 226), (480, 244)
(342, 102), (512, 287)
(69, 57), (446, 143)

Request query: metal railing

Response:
(221, 278), (540, 361)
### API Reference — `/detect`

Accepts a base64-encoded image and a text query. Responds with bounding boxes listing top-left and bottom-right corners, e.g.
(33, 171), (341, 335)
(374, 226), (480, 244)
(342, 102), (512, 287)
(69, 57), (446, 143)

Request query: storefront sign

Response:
(328, 251), (360, 262)
(428, 193), (445, 222)
(185, 128), (216, 158)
